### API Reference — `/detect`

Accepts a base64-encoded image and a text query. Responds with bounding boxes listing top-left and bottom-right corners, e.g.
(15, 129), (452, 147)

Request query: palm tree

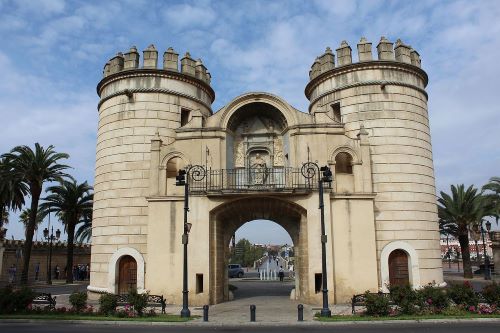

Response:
(19, 208), (45, 237)
(41, 180), (93, 283)
(1, 143), (70, 284)
(0, 206), (8, 227)
(437, 184), (487, 278)
(482, 176), (500, 224)
(75, 218), (92, 244)
(0, 157), (27, 227)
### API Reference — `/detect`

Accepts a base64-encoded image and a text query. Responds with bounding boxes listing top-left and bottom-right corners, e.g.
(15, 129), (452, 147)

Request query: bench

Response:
(31, 293), (57, 309)
(116, 294), (166, 314)
(351, 292), (395, 314)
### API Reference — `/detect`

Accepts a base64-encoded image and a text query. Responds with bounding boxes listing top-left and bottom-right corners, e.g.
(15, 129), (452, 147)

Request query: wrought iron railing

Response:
(186, 163), (325, 194)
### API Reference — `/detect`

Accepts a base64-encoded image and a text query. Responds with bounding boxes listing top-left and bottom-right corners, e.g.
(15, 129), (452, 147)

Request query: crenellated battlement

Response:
(309, 36), (422, 80)
(102, 44), (212, 85)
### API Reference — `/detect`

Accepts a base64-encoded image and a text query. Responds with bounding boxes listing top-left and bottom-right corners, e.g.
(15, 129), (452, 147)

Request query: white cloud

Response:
(14, 0), (66, 16)
(162, 2), (216, 30)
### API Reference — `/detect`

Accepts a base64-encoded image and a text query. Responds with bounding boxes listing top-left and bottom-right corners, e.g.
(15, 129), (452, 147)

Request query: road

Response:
(32, 282), (88, 295)
(1, 322), (499, 333)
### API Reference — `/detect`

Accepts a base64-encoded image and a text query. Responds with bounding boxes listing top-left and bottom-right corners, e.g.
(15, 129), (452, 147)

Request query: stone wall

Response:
(92, 45), (214, 294)
(305, 37), (442, 288)
(0, 239), (91, 284)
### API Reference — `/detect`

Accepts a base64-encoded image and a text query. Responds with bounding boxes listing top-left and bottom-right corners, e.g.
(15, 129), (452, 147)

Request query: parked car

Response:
(228, 264), (244, 278)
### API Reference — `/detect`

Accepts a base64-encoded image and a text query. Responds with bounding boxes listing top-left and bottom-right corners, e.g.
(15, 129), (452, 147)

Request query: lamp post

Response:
(480, 220), (492, 280)
(302, 162), (333, 317)
(471, 226), (481, 265)
(175, 165), (205, 318)
(176, 168), (191, 318)
(43, 226), (61, 285)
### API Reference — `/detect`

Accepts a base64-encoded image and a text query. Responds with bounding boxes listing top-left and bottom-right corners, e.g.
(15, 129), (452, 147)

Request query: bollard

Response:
(203, 305), (209, 322)
(297, 304), (304, 321)
(250, 304), (256, 322)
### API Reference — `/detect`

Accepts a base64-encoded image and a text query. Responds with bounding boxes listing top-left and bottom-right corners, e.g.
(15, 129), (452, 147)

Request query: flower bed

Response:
(328, 281), (500, 321)
(0, 286), (188, 322)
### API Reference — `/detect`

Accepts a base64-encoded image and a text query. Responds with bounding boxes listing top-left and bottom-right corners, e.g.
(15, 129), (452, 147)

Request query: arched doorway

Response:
(209, 196), (307, 304)
(388, 249), (410, 286)
(118, 255), (137, 294)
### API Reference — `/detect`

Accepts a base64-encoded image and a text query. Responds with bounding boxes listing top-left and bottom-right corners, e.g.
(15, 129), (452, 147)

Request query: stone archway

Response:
(208, 196), (308, 304)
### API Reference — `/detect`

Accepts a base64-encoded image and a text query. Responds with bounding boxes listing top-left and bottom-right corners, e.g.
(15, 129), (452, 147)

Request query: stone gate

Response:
(88, 37), (443, 305)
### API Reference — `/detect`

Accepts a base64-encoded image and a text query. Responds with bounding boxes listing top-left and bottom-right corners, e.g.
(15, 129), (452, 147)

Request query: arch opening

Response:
(209, 197), (307, 304)
(226, 102), (289, 170)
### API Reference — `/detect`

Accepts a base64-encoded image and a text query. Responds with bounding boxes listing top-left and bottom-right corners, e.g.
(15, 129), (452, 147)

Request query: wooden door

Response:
(388, 249), (409, 286)
(118, 255), (137, 294)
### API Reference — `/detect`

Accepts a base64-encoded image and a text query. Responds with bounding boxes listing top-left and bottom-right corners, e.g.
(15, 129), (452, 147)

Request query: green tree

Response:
(75, 215), (92, 244)
(482, 176), (500, 224)
(0, 158), (27, 228)
(1, 143), (70, 284)
(437, 184), (487, 278)
(19, 208), (45, 236)
(41, 180), (93, 283)
(230, 238), (265, 267)
(0, 206), (8, 227)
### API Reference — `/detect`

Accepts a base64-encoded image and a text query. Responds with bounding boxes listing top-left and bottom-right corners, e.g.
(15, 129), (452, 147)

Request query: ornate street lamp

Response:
(175, 165), (205, 318)
(302, 162), (333, 317)
(481, 220), (492, 280)
(43, 223), (61, 285)
(471, 224), (481, 264)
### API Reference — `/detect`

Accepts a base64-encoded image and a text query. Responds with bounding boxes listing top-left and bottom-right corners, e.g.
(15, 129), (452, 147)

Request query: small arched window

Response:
(335, 152), (353, 174)
(166, 157), (184, 178)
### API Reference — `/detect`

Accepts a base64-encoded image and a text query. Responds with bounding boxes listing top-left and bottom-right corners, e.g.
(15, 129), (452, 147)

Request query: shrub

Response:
(69, 291), (88, 312)
(0, 286), (35, 314)
(127, 288), (149, 316)
(0, 286), (15, 314)
(418, 284), (449, 311)
(364, 291), (390, 316)
(482, 283), (500, 306)
(99, 293), (118, 315)
(448, 282), (478, 307)
(441, 305), (467, 316)
(389, 284), (419, 314)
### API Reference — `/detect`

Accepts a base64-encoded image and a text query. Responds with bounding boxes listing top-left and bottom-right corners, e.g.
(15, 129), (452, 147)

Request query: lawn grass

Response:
(0, 313), (190, 322)
(316, 313), (500, 322)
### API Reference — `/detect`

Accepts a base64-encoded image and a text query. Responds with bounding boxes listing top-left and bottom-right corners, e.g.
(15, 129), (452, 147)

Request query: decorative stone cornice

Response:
(97, 86), (213, 111)
(305, 60), (428, 100)
(307, 79), (428, 114)
(97, 68), (215, 104)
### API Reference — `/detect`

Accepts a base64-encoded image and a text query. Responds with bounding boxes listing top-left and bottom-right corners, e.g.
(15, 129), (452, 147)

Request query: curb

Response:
(2, 317), (500, 327)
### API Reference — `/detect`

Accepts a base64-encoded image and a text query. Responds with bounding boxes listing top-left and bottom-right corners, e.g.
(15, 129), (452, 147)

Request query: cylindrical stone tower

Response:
(305, 37), (442, 288)
(89, 44), (214, 296)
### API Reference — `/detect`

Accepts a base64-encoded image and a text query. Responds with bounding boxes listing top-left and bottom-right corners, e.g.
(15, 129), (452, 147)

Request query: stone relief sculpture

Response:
(273, 138), (284, 166)
(234, 139), (244, 167)
(251, 153), (268, 185)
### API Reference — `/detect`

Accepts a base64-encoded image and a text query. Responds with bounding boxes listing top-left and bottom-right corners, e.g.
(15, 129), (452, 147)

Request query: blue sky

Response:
(1, 0), (499, 243)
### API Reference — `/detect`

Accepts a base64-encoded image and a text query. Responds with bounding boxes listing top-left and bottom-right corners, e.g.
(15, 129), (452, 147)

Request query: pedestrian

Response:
(73, 265), (78, 281)
(279, 266), (284, 282)
(35, 262), (40, 281)
(8, 264), (15, 284)
(55, 265), (60, 280)
(85, 264), (90, 280)
(12, 264), (17, 282)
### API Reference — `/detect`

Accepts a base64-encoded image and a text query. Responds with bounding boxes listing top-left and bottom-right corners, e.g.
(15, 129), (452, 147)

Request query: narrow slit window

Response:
(331, 103), (341, 123)
(181, 109), (191, 127)
(196, 274), (204, 294)
(315, 273), (322, 294)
